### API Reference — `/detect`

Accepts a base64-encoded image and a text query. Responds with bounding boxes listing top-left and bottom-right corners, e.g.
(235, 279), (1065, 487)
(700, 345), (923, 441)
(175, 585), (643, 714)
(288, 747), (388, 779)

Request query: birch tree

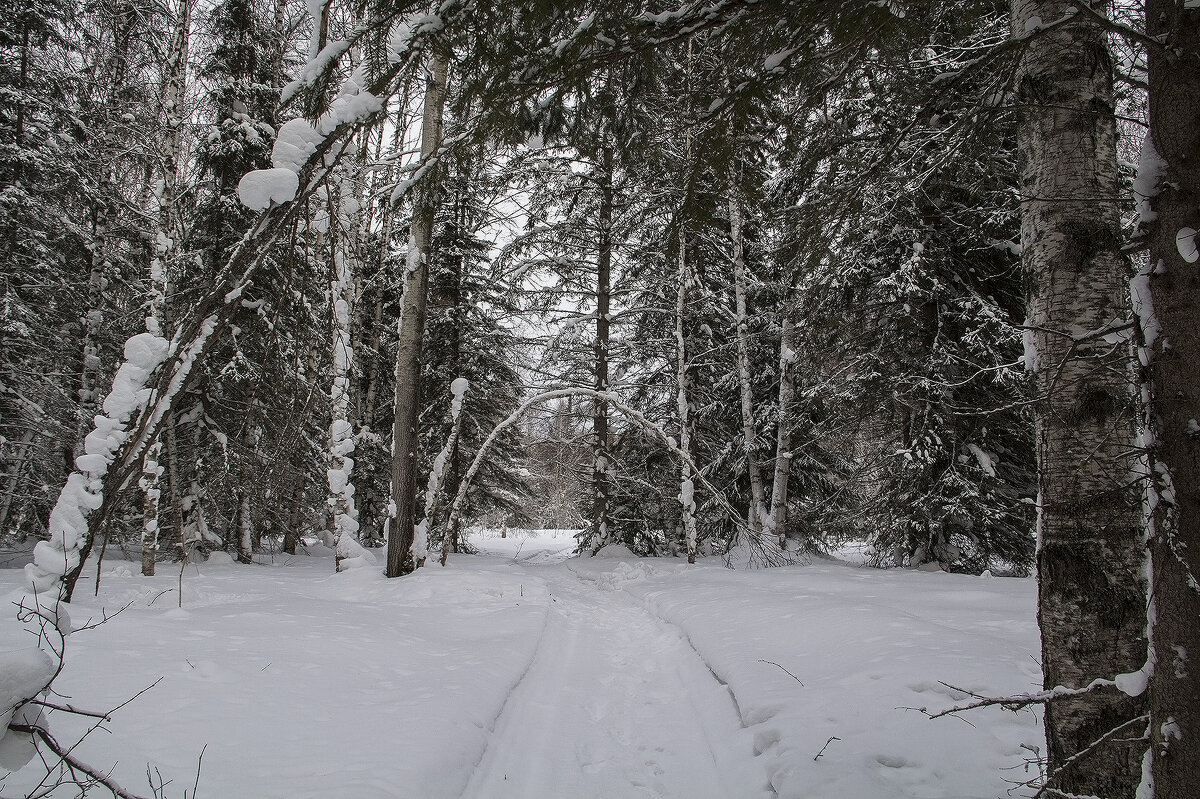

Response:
(140, 0), (195, 576)
(1012, 1), (1146, 793)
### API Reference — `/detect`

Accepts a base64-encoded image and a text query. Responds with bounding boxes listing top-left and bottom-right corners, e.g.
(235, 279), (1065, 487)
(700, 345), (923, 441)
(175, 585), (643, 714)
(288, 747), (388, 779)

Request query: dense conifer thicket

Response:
(2, 0), (1198, 795)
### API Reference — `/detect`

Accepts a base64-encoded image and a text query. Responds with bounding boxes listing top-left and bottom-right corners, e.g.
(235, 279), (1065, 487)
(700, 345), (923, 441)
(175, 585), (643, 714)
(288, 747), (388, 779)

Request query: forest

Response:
(0, 0), (1197, 797)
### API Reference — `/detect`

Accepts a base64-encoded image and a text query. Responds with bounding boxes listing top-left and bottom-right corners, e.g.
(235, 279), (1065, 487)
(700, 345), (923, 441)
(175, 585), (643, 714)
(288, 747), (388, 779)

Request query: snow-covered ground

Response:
(1, 530), (1042, 798)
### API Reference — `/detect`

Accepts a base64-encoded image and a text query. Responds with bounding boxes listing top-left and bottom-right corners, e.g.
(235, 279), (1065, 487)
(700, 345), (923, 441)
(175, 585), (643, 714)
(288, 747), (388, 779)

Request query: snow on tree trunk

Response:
(768, 317), (796, 549)
(140, 0), (193, 577)
(591, 146), (614, 553)
(425, 377), (467, 567)
(25, 332), (170, 598)
(329, 169), (372, 572)
(728, 164), (768, 536)
(1141, 4), (1200, 795)
(675, 230), (697, 564)
(386, 52), (447, 578)
(78, 196), (109, 442)
(235, 489), (252, 564)
(1012, 1), (1147, 793)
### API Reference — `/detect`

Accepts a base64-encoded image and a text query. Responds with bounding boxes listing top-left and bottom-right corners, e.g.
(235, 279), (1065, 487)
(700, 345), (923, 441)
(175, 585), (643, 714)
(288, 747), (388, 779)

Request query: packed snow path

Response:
(461, 561), (767, 799)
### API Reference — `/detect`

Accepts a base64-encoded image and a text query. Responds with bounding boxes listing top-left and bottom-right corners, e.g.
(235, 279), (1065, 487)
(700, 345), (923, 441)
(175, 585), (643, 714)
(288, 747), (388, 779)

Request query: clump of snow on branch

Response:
(26, 332), (169, 595)
(1176, 228), (1198, 264)
(239, 66), (382, 212)
(237, 168), (300, 211)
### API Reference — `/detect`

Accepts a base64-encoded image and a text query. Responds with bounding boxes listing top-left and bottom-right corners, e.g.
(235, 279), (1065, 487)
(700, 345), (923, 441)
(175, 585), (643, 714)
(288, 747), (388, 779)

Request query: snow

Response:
(1115, 662), (1151, 697)
(1176, 227), (1198, 263)
(237, 168), (299, 211)
(272, 119), (324, 173)
(763, 48), (796, 72)
(966, 443), (997, 478)
(2, 533), (1041, 799)
(26, 332), (169, 594)
(1133, 134), (1165, 223)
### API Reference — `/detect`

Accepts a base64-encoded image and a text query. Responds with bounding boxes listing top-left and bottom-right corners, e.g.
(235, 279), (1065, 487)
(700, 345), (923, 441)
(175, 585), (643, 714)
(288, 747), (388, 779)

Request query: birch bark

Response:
(1012, 1), (1146, 793)
(767, 317), (796, 548)
(728, 165), (767, 535)
(141, 0), (193, 576)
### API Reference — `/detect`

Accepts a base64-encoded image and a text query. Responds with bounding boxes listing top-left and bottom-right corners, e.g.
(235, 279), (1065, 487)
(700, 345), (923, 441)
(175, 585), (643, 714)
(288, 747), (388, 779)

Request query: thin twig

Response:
(759, 659), (804, 686)
(813, 736), (840, 760)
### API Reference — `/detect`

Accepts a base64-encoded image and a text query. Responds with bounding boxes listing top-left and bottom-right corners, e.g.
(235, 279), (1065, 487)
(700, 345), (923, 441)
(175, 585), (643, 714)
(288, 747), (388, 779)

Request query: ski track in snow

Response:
(461, 561), (768, 799)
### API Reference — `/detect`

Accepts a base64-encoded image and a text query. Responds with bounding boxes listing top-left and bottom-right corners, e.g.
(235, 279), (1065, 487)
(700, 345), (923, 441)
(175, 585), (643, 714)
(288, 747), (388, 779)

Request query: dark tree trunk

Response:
(386, 54), (447, 578)
(1143, 3), (1200, 795)
(591, 146), (614, 551)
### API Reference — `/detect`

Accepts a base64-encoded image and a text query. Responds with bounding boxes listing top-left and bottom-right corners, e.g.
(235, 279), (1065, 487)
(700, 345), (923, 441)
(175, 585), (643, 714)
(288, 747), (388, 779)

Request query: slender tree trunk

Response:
(164, 411), (184, 559)
(79, 202), (109, 443)
(768, 317), (796, 548)
(0, 430), (34, 535)
(386, 53), (448, 578)
(235, 489), (252, 564)
(675, 229), (696, 563)
(329, 171), (369, 571)
(728, 165), (767, 535)
(1012, 2), (1146, 795)
(1142, 4), (1200, 795)
(591, 146), (614, 552)
(140, 0), (192, 577)
(283, 476), (303, 555)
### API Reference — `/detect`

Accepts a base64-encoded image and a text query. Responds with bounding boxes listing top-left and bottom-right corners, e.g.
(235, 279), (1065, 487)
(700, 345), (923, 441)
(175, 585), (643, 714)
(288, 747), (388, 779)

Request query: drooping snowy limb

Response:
(727, 160), (768, 535)
(440, 388), (773, 565)
(4, 596), (162, 799)
(386, 51), (449, 578)
(140, 0), (195, 578)
(766, 316), (796, 549)
(1012, 0), (1146, 793)
(1137, 3), (1200, 794)
(421, 377), (467, 566)
(922, 677), (1127, 719)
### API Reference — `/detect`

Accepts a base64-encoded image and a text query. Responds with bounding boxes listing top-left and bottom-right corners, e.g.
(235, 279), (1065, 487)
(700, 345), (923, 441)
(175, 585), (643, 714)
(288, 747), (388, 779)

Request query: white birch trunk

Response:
(728, 169), (768, 535)
(675, 232), (697, 563)
(141, 0), (193, 577)
(1012, 1), (1146, 793)
(767, 317), (796, 548)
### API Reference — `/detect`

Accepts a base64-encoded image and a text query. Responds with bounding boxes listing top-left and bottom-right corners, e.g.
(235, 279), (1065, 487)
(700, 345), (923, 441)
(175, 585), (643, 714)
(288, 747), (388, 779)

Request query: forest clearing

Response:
(1, 0), (1197, 797)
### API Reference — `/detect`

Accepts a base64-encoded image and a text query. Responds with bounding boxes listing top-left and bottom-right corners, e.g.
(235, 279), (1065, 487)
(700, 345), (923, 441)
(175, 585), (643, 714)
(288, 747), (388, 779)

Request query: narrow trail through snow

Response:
(460, 560), (768, 799)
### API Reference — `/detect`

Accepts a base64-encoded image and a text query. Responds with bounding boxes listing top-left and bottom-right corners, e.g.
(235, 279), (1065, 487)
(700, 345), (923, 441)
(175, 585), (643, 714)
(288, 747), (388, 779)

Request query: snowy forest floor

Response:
(2, 530), (1044, 799)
